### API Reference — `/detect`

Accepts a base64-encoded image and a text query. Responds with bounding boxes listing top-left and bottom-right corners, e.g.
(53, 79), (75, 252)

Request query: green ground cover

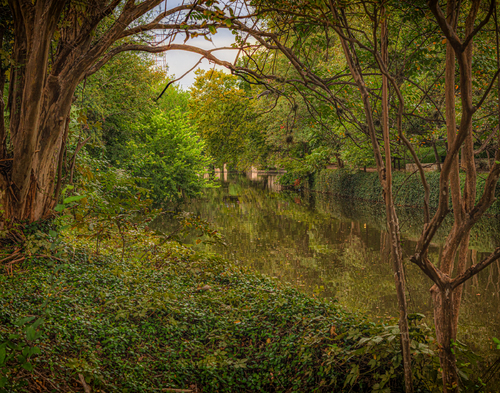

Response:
(0, 219), (490, 392)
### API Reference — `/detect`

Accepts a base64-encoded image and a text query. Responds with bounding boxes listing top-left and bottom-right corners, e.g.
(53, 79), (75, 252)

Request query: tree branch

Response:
(452, 247), (500, 288)
(461, 0), (496, 50)
(427, 0), (464, 53)
(474, 66), (500, 112)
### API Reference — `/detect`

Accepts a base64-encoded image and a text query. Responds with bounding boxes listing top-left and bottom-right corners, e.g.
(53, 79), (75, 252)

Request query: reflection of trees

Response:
(314, 193), (500, 253)
(171, 175), (500, 356)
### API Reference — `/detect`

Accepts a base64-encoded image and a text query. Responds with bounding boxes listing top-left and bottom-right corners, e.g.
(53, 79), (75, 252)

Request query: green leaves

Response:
(0, 316), (44, 388)
(189, 70), (264, 168)
(63, 195), (86, 204)
(13, 316), (35, 327)
(128, 109), (214, 203)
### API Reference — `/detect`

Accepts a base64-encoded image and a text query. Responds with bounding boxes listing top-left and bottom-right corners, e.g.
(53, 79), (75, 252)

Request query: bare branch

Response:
(86, 43), (249, 78)
(474, 67), (500, 112)
(452, 247), (500, 289)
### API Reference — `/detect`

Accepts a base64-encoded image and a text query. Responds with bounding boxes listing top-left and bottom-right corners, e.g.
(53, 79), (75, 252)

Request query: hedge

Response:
(314, 169), (500, 215)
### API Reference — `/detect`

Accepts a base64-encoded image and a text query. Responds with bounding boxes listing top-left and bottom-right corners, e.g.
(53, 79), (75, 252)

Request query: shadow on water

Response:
(157, 172), (500, 356)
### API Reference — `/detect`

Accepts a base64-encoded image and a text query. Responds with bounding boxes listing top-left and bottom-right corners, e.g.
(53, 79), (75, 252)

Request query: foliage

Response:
(63, 160), (157, 256)
(314, 169), (500, 215)
(75, 51), (166, 166)
(127, 110), (214, 204)
(0, 232), (449, 392)
(189, 70), (268, 169)
(69, 56), (211, 206)
(0, 316), (43, 391)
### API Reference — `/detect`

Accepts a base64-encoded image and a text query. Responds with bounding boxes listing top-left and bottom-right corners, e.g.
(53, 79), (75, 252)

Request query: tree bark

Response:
(0, 23), (7, 161)
(432, 139), (442, 172)
(336, 9), (413, 391)
(381, 11), (413, 393)
(429, 1), (481, 392)
(1, 0), (224, 225)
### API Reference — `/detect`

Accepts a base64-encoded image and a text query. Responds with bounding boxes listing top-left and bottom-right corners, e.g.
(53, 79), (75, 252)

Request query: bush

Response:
(128, 109), (214, 204)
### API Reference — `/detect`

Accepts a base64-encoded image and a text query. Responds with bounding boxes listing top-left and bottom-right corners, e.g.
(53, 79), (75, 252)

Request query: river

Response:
(162, 172), (500, 357)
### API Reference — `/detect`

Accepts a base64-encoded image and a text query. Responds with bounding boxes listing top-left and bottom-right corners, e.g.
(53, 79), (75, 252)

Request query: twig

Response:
(33, 369), (62, 392)
(78, 373), (91, 393)
(0, 249), (20, 263)
(139, 224), (183, 262)
(4, 257), (25, 265)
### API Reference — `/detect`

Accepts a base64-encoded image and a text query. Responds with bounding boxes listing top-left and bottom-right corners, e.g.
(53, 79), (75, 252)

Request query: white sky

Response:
(158, 29), (239, 89)
(152, 0), (247, 90)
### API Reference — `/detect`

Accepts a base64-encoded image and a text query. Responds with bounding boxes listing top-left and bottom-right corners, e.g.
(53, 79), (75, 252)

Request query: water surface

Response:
(164, 173), (500, 355)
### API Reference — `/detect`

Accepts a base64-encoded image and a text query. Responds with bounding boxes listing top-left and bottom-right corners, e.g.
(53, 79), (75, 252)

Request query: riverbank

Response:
(313, 168), (500, 215)
(0, 224), (452, 392)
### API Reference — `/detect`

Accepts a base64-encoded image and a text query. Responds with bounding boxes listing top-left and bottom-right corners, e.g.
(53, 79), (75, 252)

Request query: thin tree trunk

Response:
(431, 2), (462, 389)
(335, 8), (413, 391)
(53, 115), (71, 207)
(430, 1), (481, 392)
(0, 24), (7, 160)
(450, 0), (480, 346)
(432, 139), (442, 172)
(381, 11), (413, 392)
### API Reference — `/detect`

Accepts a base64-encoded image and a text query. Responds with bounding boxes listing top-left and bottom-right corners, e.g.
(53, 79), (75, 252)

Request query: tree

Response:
(0, 0), (244, 225)
(79, 51), (167, 166)
(189, 70), (250, 168)
(195, 0), (500, 390)
(189, 69), (272, 169)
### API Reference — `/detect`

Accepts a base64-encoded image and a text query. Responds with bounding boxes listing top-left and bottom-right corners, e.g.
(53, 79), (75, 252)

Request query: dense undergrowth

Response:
(313, 169), (500, 215)
(1, 216), (496, 393)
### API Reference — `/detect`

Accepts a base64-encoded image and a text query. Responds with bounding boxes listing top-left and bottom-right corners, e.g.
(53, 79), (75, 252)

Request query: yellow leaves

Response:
(266, 338), (271, 344)
(442, 38), (447, 44)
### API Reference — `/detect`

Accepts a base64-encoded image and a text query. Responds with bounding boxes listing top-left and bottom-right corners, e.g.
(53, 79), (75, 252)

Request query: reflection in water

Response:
(246, 168), (285, 191)
(163, 173), (500, 356)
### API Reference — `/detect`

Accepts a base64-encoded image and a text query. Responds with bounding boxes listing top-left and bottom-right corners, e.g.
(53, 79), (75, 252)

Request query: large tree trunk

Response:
(1, 0), (151, 224)
(2, 0), (67, 223)
(6, 85), (75, 222)
(0, 0), (225, 225)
